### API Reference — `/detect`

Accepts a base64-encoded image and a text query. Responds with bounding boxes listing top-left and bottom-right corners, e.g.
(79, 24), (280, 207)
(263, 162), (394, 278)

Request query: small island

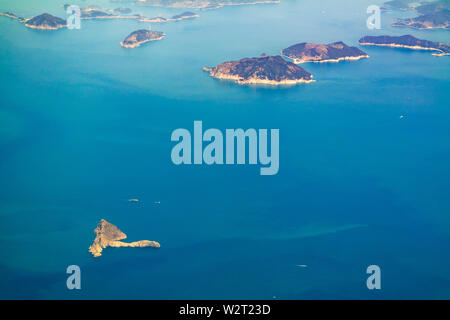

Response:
(139, 16), (167, 23)
(281, 41), (369, 64)
(24, 13), (66, 30)
(203, 55), (314, 85)
(2, 6), (200, 31)
(392, 10), (449, 30)
(76, 6), (136, 20)
(88, 219), (160, 258)
(359, 35), (450, 56)
(169, 11), (200, 21)
(114, 7), (132, 15)
(76, 5), (199, 23)
(0, 12), (26, 22)
(120, 29), (165, 48)
(383, 0), (450, 30)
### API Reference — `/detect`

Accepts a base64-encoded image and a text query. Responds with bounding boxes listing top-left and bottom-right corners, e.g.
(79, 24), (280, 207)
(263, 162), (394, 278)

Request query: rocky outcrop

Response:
(382, 0), (450, 30)
(24, 13), (66, 30)
(203, 55), (314, 85)
(88, 219), (160, 257)
(281, 41), (369, 64)
(120, 30), (165, 48)
(392, 10), (449, 29)
(0, 12), (25, 22)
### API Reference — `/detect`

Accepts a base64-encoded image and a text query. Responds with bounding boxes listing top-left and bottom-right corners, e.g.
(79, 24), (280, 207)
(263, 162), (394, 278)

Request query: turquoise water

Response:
(0, 0), (449, 299)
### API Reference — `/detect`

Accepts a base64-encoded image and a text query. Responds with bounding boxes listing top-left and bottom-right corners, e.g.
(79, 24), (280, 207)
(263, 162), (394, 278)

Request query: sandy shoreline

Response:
(120, 35), (165, 48)
(391, 22), (449, 30)
(24, 23), (66, 30)
(203, 67), (314, 85)
(359, 42), (448, 56)
(281, 53), (369, 64)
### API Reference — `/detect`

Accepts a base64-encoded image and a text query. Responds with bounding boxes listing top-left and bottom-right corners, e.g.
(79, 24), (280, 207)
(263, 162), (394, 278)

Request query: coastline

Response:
(1, 10), (199, 28)
(81, 15), (142, 20)
(281, 53), (369, 64)
(202, 67), (315, 85)
(0, 12), (18, 20)
(359, 42), (449, 56)
(0, 12), (27, 22)
(80, 14), (198, 22)
(24, 23), (65, 30)
(120, 35), (165, 48)
(391, 23), (449, 30)
(136, 0), (280, 10)
(88, 219), (160, 258)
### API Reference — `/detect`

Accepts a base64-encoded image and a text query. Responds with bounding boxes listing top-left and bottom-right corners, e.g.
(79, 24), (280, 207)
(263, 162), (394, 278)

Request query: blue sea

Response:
(0, 0), (449, 299)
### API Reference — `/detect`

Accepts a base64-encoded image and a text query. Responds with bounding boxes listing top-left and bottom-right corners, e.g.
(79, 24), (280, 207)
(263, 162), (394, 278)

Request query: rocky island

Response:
(114, 7), (133, 14)
(281, 41), (369, 64)
(120, 29), (165, 48)
(392, 9), (450, 29)
(203, 55), (314, 85)
(88, 219), (160, 258)
(169, 11), (200, 21)
(359, 35), (450, 56)
(62, 4), (198, 23)
(24, 13), (66, 30)
(73, 6), (138, 20)
(79, 5), (199, 22)
(2, 6), (199, 31)
(0, 12), (26, 22)
(383, 0), (450, 29)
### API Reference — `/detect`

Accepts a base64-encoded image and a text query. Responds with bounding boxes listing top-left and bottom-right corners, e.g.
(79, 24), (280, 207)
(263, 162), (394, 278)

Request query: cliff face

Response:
(120, 30), (165, 48)
(203, 55), (313, 85)
(359, 35), (450, 56)
(88, 219), (160, 257)
(281, 41), (369, 64)
(25, 13), (67, 30)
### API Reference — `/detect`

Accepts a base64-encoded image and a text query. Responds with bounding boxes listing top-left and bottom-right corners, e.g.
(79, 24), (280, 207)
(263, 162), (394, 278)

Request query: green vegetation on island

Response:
(281, 41), (369, 64)
(120, 29), (166, 48)
(359, 34), (450, 56)
(383, 0), (450, 29)
(24, 13), (66, 30)
(203, 55), (314, 85)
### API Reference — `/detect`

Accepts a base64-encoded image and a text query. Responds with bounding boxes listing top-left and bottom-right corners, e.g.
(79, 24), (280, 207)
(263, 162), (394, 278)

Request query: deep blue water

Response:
(0, 0), (449, 299)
